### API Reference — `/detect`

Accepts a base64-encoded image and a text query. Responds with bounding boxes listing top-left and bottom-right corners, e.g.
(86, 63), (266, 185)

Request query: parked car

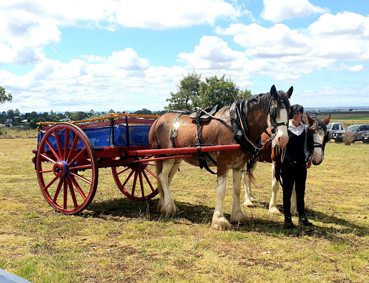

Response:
(327, 122), (344, 141)
(332, 124), (369, 143)
(362, 132), (369, 144)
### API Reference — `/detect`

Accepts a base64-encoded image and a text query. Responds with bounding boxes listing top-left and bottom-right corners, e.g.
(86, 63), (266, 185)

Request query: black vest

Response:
(285, 129), (306, 166)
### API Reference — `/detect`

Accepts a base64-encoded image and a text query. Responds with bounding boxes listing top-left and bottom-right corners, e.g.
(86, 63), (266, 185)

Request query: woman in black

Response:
(281, 104), (313, 229)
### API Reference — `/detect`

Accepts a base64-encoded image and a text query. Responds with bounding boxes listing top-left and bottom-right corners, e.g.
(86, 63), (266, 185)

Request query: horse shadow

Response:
(82, 198), (368, 239)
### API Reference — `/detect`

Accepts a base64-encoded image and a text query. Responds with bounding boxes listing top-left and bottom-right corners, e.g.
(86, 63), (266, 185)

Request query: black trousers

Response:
(281, 163), (307, 218)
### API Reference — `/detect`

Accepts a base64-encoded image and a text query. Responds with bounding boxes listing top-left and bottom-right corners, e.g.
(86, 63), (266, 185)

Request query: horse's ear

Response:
(286, 86), (293, 98)
(270, 85), (277, 99)
(306, 113), (314, 126)
(324, 114), (331, 125)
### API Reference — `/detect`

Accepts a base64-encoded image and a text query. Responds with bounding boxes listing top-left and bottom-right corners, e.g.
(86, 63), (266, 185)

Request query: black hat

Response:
(290, 104), (304, 119)
(291, 104), (304, 114)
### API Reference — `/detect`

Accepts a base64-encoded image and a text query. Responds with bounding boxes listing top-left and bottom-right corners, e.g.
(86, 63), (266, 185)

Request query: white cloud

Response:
(261, 0), (328, 22)
(113, 0), (242, 30)
(349, 65), (364, 72)
(214, 12), (369, 83)
(178, 36), (248, 70)
(0, 0), (244, 65)
(0, 50), (186, 112)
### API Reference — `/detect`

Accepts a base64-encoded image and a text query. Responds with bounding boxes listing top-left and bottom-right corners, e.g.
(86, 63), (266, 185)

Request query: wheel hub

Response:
(53, 161), (69, 178)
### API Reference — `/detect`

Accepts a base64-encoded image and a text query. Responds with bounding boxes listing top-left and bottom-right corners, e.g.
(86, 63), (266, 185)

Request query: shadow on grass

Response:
(80, 197), (368, 239)
(243, 202), (369, 237)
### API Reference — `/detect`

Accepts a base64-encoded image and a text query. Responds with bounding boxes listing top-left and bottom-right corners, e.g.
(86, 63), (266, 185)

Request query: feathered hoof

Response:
(291, 208), (298, 216)
(269, 206), (282, 215)
(231, 212), (250, 224)
(242, 199), (254, 207)
(160, 203), (178, 217)
(211, 213), (232, 231)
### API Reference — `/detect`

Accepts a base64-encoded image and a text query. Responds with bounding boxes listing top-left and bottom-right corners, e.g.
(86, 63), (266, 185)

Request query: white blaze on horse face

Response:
(273, 107), (289, 147)
(312, 131), (324, 165)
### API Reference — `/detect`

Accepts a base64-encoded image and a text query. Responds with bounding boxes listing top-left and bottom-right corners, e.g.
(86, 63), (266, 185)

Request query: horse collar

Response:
(230, 100), (263, 157)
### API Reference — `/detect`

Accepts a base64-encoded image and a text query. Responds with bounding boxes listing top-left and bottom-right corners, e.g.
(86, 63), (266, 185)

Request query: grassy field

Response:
(315, 112), (369, 127)
(1, 136), (369, 282)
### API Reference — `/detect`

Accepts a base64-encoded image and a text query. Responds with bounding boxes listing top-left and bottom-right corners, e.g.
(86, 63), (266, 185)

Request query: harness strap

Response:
(196, 146), (217, 174)
(194, 110), (219, 175)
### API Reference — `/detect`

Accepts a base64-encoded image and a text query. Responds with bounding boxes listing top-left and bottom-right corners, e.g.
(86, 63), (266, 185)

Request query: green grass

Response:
(0, 136), (369, 282)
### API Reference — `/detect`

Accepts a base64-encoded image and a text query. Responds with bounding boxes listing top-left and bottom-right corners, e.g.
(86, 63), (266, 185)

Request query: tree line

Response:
(1, 72), (251, 129)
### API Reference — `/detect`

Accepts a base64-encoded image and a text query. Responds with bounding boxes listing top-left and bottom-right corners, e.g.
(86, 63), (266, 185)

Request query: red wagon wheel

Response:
(36, 123), (98, 215)
(111, 157), (158, 201)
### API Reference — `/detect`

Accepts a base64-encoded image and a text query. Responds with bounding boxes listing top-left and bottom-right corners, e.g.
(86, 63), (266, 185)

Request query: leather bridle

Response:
(268, 98), (289, 134)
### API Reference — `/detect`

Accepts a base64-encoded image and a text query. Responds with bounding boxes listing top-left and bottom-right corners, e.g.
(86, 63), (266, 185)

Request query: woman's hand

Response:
(306, 159), (312, 168)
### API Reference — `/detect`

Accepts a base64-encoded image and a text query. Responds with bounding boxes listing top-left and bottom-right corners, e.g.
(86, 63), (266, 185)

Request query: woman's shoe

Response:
(284, 216), (296, 229)
(298, 214), (313, 226)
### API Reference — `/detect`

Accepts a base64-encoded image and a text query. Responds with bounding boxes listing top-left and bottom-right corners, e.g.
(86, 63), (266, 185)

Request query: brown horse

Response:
(149, 85), (293, 230)
(243, 114), (331, 215)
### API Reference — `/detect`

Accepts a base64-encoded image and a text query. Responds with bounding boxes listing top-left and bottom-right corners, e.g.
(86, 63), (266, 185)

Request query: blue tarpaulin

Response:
(0, 269), (32, 283)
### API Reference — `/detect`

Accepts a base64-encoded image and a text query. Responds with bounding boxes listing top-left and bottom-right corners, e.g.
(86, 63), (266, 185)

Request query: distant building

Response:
(59, 117), (71, 122)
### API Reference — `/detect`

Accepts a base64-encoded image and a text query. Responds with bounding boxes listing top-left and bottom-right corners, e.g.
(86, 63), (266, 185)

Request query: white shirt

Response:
(273, 119), (310, 159)
(288, 120), (307, 136)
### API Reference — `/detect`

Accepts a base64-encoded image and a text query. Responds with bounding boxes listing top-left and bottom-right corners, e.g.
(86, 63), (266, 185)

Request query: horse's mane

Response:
(218, 89), (291, 116)
(248, 90), (291, 115)
(315, 117), (328, 132)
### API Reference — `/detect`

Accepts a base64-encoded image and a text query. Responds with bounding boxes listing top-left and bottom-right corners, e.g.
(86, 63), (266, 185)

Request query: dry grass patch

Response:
(0, 138), (368, 282)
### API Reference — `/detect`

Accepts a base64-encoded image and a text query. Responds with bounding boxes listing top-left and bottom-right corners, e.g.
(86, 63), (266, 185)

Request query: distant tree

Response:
(7, 109), (14, 119)
(14, 109), (21, 116)
(134, 108), (152, 115)
(166, 72), (201, 111)
(109, 109), (115, 114)
(90, 109), (95, 116)
(198, 75), (251, 108)
(30, 118), (45, 129)
(0, 86), (12, 104)
(165, 72), (251, 110)
(70, 111), (88, 121)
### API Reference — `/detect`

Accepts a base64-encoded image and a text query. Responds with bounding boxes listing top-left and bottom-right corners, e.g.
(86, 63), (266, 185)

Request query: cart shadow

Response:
(83, 197), (215, 224)
(83, 198), (369, 237)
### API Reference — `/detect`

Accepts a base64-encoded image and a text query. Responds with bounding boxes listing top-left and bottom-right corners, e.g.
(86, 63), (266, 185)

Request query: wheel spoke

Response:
(40, 169), (54, 174)
(70, 171), (92, 185)
(54, 130), (64, 160)
(68, 147), (87, 167)
(43, 176), (59, 192)
(139, 171), (144, 197)
(116, 167), (130, 176)
(64, 129), (69, 160)
(66, 135), (79, 162)
(67, 177), (78, 209)
(145, 167), (156, 178)
(69, 164), (92, 171)
(142, 170), (155, 192)
(122, 169), (135, 188)
(53, 179), (63, 202)
(68, 176), (87, 200)
(131, 171), (138, 196)
(45, 139), (61, 162)
(39, 153), (57, 164)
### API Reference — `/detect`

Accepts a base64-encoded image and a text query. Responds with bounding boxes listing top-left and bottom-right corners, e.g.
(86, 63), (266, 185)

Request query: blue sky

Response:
(1, 0), (369, 113)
